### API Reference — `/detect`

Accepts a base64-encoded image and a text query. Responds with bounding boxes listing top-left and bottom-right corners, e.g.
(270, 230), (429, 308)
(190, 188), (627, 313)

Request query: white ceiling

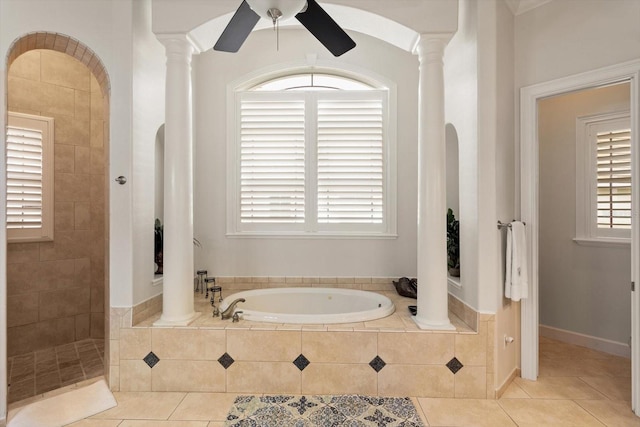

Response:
(505, 0), (553, 15)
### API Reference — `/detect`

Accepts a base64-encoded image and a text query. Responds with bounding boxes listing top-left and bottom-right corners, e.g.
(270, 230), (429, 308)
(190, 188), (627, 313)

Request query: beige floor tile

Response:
(207, 422), (224, 427)
(169, 392), (239, 421)
(499, 381), (529, 398)
(514, 376), (606, 399)
(67, 420), (123, 427)
(499, 399), (604, 427)
(419, 398), (516, 427)
(118, 422), (208, 427)
(539, 356), (610, 377)
(410, 397), (430, 426)
(595, 355), (632, 377)
(576, 399), (640, 427)
(579, 376), (632, 401)
(91, 391), (186, 420)
(539, 337), (609, 360)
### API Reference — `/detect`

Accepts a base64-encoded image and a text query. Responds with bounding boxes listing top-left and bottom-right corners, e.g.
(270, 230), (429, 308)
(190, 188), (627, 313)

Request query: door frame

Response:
(520, 59), (640, 414)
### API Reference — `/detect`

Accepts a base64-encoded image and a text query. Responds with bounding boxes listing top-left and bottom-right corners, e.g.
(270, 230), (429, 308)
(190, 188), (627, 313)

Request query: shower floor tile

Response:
(8, 338), (104, 404)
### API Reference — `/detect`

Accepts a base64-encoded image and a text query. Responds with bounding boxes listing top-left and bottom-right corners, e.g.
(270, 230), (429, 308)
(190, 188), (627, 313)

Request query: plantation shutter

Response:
(239, 94), (306, 223)
(317, 94), (384, 224)
(6, 125), (44, 229)
(596, 127), (632, 229)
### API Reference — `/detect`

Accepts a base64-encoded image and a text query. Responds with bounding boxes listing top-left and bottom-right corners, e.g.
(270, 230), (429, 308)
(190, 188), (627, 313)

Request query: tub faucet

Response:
(221, 298), (245, 320)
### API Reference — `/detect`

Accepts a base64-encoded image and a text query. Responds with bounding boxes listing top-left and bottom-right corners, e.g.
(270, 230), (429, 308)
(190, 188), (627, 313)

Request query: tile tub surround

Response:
(110, 285), (496, 399)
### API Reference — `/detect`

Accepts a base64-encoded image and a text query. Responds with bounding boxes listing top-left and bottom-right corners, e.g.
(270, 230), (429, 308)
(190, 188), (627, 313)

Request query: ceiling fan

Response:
(214, 0), (356, 57)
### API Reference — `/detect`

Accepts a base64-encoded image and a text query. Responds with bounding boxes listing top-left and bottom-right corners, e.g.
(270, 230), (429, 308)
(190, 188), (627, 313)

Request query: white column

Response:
(155, 35), (199, 326)
(414, 35), (454, 330)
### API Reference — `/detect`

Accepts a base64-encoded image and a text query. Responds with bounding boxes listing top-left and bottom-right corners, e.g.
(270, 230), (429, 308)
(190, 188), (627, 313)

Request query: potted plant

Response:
(447, 208), (460, 277)
(154, 218), (163, 274)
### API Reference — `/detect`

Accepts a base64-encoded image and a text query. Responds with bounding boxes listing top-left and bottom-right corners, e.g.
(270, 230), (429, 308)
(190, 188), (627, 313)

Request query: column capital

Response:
(412, 33), (451, 58)
(156, 32), (201, 55)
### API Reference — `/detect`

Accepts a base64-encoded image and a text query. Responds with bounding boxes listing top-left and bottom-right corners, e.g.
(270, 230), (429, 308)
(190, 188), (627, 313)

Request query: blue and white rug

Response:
(224, 394), (425, 427)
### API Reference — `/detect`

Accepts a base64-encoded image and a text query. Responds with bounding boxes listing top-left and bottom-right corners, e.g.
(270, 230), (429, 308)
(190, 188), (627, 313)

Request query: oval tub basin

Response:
(219, 287), (395, 324)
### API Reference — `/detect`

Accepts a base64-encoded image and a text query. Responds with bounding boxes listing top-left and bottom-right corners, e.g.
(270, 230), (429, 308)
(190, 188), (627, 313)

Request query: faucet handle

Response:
(232, 311), (243, 322)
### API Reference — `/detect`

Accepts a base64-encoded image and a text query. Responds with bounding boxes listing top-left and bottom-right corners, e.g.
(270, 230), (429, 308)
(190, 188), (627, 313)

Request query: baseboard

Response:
(539, 324), (631, 358)
(496, 368), (519, 399)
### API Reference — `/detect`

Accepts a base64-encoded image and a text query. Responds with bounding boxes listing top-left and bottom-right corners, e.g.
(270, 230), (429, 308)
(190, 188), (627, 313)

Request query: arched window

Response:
(228, 71), (396, 237)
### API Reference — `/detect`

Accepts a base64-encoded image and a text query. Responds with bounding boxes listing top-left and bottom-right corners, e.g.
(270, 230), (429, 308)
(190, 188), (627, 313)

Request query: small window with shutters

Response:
(6, 112), (54, 242)
(229, 72), (396, 236)
(576, 111), (631, 243)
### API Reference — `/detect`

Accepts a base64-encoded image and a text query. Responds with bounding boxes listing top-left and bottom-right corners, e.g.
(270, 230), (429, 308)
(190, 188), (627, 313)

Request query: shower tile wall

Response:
(7, 50), (106, 356)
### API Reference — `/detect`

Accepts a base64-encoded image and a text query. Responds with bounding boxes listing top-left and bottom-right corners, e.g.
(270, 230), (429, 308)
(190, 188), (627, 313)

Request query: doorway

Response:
(520, 60), (640, 415)
(4, 33), (110, 405)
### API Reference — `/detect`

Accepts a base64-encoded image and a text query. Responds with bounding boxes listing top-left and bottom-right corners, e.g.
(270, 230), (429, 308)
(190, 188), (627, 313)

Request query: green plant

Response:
(446, 208), (460, 271)
(154, 219), (163, 254)
(154, 218), (163, 274)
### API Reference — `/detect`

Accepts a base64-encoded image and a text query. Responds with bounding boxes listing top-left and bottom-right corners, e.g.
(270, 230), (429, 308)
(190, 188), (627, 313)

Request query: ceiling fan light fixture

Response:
(246, 0), (307, 21)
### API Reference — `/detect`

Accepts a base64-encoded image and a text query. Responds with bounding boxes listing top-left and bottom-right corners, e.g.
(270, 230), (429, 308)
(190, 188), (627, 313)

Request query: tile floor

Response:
(7, 338), (104, 404)
(10, 335), (637, 426)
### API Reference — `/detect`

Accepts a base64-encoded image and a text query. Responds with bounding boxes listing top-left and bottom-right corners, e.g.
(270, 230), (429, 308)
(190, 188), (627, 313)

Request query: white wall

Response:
(193, 29), (419, 277)
(131, 0), (167, 304)
(493, 0), (519, 391)
(514, 0), (640, 213)
(538, 84), (631, 345)
(444, 0), (479, 308)
(515, 0), (640, 89)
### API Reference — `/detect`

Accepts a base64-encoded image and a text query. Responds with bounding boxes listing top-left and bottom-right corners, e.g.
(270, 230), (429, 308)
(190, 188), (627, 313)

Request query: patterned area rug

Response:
(224, 395), (426, 427)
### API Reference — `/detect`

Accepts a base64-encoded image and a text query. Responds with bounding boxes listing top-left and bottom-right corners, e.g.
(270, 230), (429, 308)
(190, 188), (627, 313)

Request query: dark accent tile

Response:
(446, 357), (464, 374)
(218, 352), (235, 369)
(143, 351), (160, 368)
(369, 355), (386, 372)
(293, 354), (310, 371)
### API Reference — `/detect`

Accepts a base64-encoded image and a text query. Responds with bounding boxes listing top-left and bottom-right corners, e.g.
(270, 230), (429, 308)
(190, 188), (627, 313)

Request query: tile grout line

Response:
(166, 392), (190, 421)
(495, 398), (524, 427)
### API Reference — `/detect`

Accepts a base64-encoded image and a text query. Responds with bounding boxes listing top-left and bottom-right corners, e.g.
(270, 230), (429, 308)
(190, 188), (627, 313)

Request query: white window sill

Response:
(573, 237), (631, 248)
(226, 232), (398, 239)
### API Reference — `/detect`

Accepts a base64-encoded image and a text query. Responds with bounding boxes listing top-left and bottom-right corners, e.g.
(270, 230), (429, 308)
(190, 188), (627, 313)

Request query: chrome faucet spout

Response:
(221, 298), (246, 320)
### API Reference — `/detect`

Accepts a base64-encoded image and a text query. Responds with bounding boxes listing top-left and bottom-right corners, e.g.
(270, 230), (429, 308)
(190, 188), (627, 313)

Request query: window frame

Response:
(575, 110), (631, 246)
(6, 111), (55, 243)
(226, 70), (397, 238)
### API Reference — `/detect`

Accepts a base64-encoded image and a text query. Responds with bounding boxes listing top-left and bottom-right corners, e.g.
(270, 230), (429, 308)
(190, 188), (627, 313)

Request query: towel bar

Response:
(497, 220), (526, 230)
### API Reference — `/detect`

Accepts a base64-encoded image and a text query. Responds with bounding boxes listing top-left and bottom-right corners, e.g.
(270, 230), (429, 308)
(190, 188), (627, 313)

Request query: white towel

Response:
(505, 221), (528, 301)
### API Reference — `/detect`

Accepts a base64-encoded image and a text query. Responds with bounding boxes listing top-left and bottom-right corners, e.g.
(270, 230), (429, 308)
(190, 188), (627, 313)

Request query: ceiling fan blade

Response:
(295, 0), (356, 57)
(214, 0), (260, 53)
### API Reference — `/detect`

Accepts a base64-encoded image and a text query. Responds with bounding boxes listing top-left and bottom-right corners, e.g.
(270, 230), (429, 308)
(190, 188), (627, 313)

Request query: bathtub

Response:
(219, 287), (395, 324)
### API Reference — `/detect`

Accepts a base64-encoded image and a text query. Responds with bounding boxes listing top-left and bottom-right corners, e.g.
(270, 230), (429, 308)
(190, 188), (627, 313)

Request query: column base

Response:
(154, 311), (201, 327)
(412, 315), (456, 331)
